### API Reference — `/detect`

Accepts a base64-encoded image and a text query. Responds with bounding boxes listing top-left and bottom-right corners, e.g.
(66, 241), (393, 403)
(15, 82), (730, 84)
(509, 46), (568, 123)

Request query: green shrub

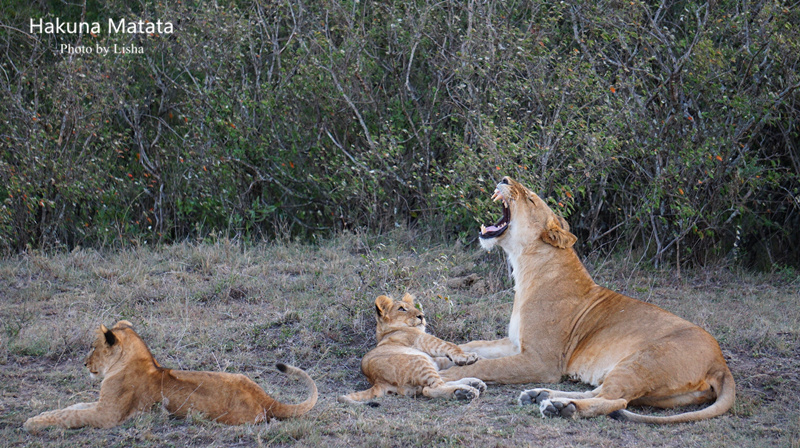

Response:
(1, 0), (797, 268)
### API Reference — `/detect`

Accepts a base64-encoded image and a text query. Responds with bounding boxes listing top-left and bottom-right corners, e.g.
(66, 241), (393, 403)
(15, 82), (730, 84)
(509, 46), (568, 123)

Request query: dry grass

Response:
(1, 231), (798, 447)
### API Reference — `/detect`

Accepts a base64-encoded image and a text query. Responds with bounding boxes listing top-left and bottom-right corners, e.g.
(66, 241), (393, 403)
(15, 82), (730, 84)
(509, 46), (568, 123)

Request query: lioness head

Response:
(479, 176), (577, 253)
(84, 320), (134, 379)
(374, 294), (425, 340)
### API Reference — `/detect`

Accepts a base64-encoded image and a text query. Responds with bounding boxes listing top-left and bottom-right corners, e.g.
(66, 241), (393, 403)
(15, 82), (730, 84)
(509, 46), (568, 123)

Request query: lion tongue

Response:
(481, 223), (506, 234)
(481, 189), (509, 236)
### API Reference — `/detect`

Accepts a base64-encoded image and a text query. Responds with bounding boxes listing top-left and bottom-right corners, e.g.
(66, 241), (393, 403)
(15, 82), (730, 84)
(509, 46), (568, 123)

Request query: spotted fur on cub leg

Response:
(339, 294), (487, 405)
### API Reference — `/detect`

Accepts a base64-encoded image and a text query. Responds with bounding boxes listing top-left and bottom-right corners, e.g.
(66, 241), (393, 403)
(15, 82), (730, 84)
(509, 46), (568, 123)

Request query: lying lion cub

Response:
(339, 294), (486, 404)
(441, 177), (735, 424)
(24, 321), (317, 432)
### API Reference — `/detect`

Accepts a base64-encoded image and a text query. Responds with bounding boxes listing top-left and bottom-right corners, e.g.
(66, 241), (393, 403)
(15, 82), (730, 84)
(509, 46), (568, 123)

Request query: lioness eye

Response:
(398, 306), (406, 312)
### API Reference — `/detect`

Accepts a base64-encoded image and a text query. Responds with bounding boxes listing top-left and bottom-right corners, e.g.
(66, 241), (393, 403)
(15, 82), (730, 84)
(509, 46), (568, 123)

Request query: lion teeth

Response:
(480, 224), (487, 234)
(492, 189), (506, 202)
(503, 201), (508, 209)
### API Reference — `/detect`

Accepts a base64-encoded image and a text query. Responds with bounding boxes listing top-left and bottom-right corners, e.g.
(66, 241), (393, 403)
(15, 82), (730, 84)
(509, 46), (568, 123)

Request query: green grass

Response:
(0, 231), (798, 447)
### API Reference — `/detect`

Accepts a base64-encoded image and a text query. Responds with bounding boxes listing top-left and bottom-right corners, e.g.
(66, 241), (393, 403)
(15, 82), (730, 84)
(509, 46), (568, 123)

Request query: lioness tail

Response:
(610, 367), (735, 424)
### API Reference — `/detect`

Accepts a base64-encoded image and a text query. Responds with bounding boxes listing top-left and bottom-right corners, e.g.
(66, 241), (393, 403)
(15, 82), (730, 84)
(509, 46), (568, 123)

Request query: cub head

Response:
(84, 320), (135, 379)
(479, 176), (577, 253)
(374, 293), (425, 340)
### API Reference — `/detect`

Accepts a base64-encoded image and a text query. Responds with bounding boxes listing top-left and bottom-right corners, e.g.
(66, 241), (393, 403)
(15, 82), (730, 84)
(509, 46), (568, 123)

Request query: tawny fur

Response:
(24, 321), (317, 432)
(339, 294), (486, 404)
(440, 177), (735, 423)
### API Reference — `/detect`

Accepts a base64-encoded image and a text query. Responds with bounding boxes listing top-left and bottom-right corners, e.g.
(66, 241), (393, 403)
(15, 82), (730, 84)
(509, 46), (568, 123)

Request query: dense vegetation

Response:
(1, 0), (798, 267)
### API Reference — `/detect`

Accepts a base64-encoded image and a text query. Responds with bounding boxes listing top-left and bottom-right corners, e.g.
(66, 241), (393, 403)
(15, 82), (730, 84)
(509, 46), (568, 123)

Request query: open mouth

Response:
(479, 189), (510, 239)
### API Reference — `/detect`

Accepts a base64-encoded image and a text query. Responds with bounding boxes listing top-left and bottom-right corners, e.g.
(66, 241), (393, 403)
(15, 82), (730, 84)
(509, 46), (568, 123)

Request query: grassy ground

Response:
(0, 230), (798, 447)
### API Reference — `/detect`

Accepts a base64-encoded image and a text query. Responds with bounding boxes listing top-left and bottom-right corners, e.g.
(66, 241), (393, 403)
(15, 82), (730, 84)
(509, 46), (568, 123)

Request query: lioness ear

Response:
(401, 293), (415, 305)
(542, 216), (577, 249)
(101, 325), (117, 347)
(375, 295), (393, 317)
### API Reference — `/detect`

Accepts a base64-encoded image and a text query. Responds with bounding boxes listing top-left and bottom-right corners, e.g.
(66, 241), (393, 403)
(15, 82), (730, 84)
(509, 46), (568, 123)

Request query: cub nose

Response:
(500, 177), (510, 185)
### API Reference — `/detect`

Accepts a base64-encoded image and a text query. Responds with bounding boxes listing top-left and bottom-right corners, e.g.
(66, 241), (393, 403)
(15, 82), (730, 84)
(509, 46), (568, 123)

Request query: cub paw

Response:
(23, 418), (40, 434)
(539, 399), (577, 419)
(518, 388), (550, 406)
(452, 352), (479, 366)
(465, 378), (487, 393)
(433, 356), (455, 370)
(453, 386), (479, 401)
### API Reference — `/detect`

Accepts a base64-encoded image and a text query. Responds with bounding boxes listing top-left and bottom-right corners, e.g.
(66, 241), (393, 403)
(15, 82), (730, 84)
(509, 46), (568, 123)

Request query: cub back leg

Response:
(423, 378), (483, 401)
(338, 385), (386, 405)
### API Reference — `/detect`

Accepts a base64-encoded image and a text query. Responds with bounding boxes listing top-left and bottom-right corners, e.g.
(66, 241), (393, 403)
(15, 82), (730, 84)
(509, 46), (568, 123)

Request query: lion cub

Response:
(339, 294), (486, 404)
(24, 321), (317, 432)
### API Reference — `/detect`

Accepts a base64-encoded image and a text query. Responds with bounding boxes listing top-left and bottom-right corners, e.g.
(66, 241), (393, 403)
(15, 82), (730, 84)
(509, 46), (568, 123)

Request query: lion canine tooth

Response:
(503, 201), (508, 208)
(480, 224), (487, 234)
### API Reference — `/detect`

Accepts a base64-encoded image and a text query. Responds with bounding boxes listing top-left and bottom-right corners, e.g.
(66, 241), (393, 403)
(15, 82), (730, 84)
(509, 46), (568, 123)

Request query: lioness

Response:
(24, 321), (318, 432)
(339, 294), (486, 404)
(440, 177), (735, 423)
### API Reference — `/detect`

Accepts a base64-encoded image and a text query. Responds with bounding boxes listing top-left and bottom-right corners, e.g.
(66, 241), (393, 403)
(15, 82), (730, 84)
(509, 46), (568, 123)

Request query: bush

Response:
(1, 0), (798, 268)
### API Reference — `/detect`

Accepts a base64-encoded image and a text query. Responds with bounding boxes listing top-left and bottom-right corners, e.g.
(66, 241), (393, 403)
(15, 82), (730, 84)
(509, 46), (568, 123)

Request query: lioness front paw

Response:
(539, 398), (577, 419)
(518, 388), (550, 406)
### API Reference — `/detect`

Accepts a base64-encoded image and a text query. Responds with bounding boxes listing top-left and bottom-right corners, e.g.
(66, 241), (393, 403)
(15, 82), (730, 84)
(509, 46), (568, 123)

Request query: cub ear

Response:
(401, 293), (415, 305)
(100, 324), (117, 347)
(374, 295), (394, 317)
(542, 216), (577, 249)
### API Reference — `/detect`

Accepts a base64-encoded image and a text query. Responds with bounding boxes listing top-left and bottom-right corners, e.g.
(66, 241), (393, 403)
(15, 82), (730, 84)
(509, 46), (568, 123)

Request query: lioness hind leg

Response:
(630, 388), (715, 408)
(538, 396), (628, 419)
(519, 387), (598, 406)
(519, 387), (627, 419)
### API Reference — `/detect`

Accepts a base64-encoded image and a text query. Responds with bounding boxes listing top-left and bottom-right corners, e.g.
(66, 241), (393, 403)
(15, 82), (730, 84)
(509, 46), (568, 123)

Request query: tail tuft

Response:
(608, 410), (627, 421)
(366, 401), (380, 408)
(275, 363), (288, 373)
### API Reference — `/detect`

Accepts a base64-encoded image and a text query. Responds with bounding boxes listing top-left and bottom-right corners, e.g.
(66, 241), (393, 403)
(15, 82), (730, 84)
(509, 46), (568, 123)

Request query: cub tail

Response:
(264, 363), (318, 419)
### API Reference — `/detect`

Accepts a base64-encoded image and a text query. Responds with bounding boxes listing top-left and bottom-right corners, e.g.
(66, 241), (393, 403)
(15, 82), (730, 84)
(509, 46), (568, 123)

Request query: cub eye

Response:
(397, 306), (406, 312)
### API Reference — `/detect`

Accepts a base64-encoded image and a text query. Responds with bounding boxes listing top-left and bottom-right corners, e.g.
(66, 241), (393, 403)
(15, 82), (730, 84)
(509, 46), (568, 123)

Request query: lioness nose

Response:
(500, 177), (510, 185)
